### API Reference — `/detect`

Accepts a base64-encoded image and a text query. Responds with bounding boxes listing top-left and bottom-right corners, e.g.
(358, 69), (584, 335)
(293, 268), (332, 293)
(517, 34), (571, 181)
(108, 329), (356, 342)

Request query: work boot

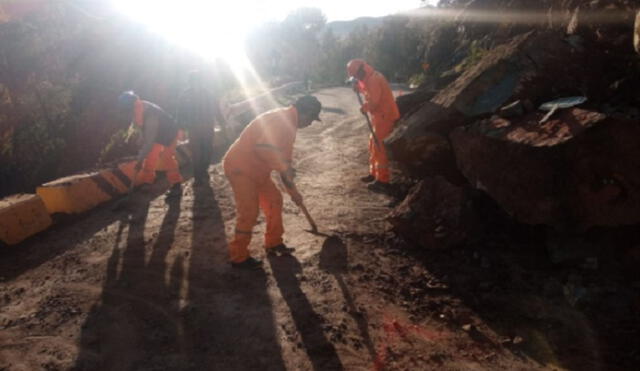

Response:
(360, 174), (375, 183)
(165, 183), (182, 199)
(231, 257), (263, 270)
(266, 244), (295, 256)
(367, 181), (390, 193)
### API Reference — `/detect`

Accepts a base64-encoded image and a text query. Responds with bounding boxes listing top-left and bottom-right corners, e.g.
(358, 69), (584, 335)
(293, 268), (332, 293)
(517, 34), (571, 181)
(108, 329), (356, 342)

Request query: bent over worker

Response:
(223, 95), (322, 269)
(346, 59), (400, 192)
(118, 91), (183, 199)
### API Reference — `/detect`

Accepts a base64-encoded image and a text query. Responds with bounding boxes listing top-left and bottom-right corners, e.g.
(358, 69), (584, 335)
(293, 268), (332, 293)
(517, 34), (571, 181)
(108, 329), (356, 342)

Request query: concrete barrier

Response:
(37, 172), (117, 214)
(0, 194), (52, 245)
(36, 160), (143, 215)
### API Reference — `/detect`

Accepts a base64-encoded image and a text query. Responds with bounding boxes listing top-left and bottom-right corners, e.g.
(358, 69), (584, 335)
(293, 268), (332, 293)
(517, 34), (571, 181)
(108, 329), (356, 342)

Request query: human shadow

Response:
(269, 252), (343, 371)
(74, 181), (289, 370)
(74, 190), (188, 370)
(319, 236), (377, 365)
(181, 183), (287, 370)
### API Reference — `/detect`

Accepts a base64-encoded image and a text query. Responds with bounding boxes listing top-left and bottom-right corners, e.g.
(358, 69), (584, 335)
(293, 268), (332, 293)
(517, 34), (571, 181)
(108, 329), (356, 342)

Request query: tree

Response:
(280, 8), (327, 81)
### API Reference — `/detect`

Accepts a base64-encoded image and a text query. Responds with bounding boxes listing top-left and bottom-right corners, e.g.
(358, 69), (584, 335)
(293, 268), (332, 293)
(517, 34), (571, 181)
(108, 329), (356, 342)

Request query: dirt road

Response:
(0, 87), (617, 370)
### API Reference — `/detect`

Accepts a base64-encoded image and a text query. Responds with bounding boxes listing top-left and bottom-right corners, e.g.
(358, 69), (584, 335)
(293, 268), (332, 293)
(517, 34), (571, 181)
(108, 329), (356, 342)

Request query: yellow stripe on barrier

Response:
(0, 194), (52, 245)
(34, 151), (191, 216)
(36, 160), (147, 215)
(37, 160), (147, 215)
(36, 172), (113, 214)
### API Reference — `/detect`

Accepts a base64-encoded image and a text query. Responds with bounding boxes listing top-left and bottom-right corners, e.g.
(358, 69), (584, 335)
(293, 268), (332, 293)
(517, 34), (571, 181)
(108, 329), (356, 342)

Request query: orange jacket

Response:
(223, 106), (298, 180)
(357, 63), (400, 123)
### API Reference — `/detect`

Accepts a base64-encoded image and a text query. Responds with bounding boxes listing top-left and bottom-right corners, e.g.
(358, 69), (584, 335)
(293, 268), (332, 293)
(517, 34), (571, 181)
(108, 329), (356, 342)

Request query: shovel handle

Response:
(298, 202), (317, 232)
(352, 83), (382, 149)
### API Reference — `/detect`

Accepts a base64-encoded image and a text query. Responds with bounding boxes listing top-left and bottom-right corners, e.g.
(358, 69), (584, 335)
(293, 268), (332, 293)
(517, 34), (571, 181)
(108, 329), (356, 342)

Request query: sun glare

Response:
(110, 0), (427, 101)
(112, 0), (256, 68)
(111, 0), (428, 64)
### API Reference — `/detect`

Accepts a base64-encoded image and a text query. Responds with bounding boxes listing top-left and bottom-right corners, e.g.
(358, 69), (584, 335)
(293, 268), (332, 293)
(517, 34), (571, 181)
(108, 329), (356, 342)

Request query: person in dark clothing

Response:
(176, 71), (227, 186)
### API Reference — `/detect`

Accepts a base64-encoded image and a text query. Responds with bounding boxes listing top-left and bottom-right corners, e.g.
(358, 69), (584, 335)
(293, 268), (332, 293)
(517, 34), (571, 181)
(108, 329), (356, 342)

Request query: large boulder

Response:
(388, 30), (592, 183)
(450, 107), (640, 231)
(431, 30), (590, 117)
(387, 177), (476, 249)
(395, 88), (437, 117)
(385, 102), (466, 183)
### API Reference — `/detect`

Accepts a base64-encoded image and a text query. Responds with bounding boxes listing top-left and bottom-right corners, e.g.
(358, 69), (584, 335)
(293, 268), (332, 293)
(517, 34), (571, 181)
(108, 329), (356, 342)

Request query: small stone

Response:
(513, 336), (524, 345)
(462, 324), (473, 332)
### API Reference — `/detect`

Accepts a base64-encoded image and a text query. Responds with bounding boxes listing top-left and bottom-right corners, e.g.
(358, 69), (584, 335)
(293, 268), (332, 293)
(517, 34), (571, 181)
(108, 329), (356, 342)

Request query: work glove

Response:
(280, 167), (296, 190)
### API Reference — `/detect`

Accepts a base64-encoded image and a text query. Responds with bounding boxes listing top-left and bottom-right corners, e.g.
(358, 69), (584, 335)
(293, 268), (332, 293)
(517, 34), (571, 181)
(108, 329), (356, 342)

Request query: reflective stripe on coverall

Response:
(135, 100), (183, 185)
(222, 106), (298, 263)
(357, 63), (400, 183)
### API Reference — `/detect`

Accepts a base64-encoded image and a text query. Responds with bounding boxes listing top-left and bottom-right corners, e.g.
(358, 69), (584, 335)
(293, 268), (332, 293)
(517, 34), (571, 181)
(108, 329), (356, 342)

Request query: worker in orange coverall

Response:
(346, 59), (400, 192)
(118, 91), (183, 199)
(223, 95), (322, 269)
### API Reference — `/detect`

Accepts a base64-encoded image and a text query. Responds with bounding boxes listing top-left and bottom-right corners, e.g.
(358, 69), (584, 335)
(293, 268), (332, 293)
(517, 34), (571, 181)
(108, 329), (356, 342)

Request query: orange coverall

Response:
(222, 106), (298, 263)
(357, 63), (400, 183)
(134, 100), (183, 185)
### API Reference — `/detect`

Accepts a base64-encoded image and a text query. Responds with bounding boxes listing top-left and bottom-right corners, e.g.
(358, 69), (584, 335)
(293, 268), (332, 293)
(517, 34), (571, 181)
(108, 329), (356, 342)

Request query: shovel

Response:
(298, 201), (318, 234)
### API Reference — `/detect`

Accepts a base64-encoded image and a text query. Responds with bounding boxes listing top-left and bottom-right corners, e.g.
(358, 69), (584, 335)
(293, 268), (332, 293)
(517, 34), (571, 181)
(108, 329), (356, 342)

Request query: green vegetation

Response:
(453, 41), (488, 73)
(245, 9), (428, 86)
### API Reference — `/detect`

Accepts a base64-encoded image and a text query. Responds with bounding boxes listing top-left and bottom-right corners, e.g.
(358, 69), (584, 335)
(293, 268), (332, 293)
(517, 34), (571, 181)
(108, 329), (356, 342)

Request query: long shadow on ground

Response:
(319, 235), (377, 365)
(269, 252), (344, 371)
(74, 184), (287, 370)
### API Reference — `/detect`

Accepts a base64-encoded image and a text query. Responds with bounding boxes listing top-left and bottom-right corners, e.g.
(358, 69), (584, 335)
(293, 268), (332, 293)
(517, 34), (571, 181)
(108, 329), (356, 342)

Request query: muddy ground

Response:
(1, 87), (639, 371)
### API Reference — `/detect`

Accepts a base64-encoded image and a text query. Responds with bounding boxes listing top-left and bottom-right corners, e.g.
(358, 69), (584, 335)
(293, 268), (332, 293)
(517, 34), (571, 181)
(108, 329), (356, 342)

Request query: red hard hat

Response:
(347, 59), (366, 77)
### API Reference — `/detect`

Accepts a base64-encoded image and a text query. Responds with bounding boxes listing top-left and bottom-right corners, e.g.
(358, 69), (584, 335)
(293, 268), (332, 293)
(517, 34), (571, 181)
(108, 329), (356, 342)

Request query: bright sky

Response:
(112, 0), (435, 62)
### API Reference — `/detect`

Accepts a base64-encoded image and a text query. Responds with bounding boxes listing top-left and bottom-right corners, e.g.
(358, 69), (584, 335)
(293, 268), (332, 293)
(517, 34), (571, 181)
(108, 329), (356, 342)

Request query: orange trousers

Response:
(368, 116), (394, 184)
(225, 171), (284, 263)
(139, 140), (183, 185)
